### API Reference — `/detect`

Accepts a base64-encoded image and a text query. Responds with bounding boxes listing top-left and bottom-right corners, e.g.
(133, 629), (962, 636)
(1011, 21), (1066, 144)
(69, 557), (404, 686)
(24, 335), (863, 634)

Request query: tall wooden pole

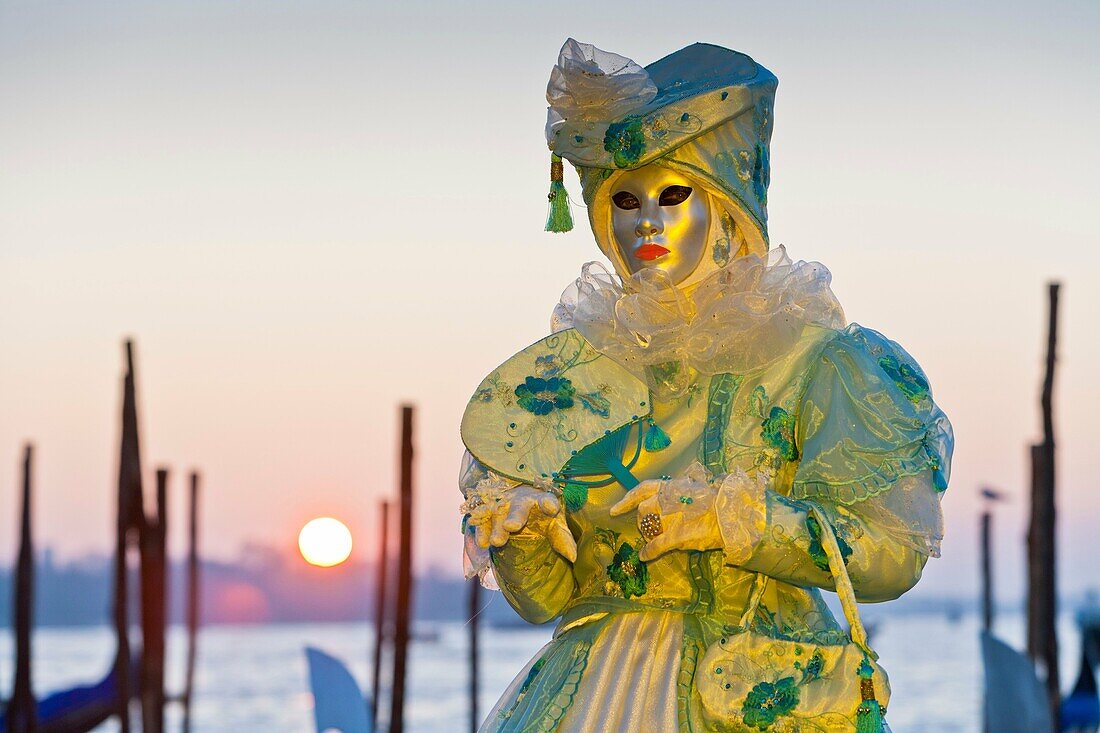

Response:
(1027, 282), (1060, 730)
(182, 471), (201, 733)
(114, 340), (145, 733)
(389, 405), (415, 733)
(139, 468), (169, 733)
(980, 510), (993, 632)
(7, 444), (37, 733)
(369, 500), (390, 730)
(468, 578), (481, 733)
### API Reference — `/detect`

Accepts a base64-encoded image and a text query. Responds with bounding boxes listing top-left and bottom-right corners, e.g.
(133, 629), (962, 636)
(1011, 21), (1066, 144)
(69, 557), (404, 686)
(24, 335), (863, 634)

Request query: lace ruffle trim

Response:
(714, 468), (769, 566)
(551, 246), (845, 378)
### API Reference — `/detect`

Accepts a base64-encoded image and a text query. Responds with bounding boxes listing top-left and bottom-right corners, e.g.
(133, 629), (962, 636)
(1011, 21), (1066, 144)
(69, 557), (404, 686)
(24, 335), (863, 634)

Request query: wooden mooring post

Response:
(370, 500), (391, 730)
(139, 468), (169, 733)
(981, 509), (993, 632)
(114, 340), (146, 733)
(468, 577), (481, 733)
(182, 471), (201, 733)
(1027, 282), (1060, 730)
(7, 444), (38, 733)
(389, 405), (416, 733)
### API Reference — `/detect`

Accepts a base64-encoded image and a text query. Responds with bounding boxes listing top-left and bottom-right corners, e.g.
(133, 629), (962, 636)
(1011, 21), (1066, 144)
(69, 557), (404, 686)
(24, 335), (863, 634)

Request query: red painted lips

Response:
(635, 243), (671, 261)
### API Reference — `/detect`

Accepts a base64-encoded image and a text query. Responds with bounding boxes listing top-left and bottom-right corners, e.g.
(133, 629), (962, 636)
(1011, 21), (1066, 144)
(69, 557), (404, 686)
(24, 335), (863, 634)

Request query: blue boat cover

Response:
(305, 646), (372, 733)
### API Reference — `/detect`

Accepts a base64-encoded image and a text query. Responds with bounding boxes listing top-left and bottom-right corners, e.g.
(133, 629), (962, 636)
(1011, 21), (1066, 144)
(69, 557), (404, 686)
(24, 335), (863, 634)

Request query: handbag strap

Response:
(809, 505), (876, 660)
(732, 505), (878, 661)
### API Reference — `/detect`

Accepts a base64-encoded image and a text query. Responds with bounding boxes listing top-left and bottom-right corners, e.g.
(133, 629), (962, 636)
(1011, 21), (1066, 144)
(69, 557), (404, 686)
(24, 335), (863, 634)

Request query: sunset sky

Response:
(1, 0), (1098, 603)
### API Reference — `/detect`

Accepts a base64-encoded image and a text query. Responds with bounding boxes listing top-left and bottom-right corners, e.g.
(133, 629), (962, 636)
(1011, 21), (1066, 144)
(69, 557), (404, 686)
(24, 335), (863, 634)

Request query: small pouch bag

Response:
(696, 507), (891, 732)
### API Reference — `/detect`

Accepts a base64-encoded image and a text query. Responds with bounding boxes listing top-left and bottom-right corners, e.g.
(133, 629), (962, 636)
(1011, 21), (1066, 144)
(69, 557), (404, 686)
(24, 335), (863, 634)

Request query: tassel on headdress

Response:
(855, 658), (886, 733)
(545, 154), (574, 233)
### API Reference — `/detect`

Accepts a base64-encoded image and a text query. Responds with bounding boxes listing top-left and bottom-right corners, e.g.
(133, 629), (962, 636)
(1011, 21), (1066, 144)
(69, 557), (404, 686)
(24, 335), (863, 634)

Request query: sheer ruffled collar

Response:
(551, 246), (846, 382)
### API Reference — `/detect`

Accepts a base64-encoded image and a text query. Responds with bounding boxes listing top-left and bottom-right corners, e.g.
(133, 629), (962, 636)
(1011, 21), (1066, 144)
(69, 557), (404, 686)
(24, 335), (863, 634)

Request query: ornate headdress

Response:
(544, 39), (778, 262)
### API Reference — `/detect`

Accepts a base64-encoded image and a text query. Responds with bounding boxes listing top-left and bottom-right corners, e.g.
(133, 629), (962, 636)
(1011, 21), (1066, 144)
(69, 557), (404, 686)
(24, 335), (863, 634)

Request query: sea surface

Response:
(0, 610), (1084, 732)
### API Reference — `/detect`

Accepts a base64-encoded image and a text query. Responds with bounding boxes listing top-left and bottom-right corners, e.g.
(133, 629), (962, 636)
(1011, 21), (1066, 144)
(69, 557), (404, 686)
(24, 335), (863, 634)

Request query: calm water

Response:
(0, 609), (1083, 732)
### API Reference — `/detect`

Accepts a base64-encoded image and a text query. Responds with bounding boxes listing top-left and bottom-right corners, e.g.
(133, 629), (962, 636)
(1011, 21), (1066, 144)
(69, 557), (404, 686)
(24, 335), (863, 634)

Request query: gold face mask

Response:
(608, 165), (711, 286)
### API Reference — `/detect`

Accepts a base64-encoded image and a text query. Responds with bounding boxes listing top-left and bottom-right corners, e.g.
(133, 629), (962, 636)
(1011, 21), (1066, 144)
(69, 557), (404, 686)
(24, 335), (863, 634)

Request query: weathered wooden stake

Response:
(389, 405), (415, 733)
(139, 468), (169, 733)
(369, 500), (390, 730)
(182, 471), (201, 733)
(980, 510), (993, 632)
(114, 340), (146, 733)
(7, 444), (38, 733)
(1027, 282), (1060, 731)
(468, 577), (481, 733)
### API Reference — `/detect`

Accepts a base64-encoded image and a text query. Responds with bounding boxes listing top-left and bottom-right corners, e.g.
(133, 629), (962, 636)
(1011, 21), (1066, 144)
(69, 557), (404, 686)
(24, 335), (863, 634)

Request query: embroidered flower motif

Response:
(877, 355), (929, 404)
(603, 117), (647, 168)
(514, 376), (576, 416)
(606, 541), (648, 598)
(801, 650), (825, 684)
(533, 353), (560, 377)
(752, 142), (770, 205)
(760, 406), (798, 462)
(806, 514), (853, 573)
(741, 677), (800, 729)
(577, 391), (611, 418)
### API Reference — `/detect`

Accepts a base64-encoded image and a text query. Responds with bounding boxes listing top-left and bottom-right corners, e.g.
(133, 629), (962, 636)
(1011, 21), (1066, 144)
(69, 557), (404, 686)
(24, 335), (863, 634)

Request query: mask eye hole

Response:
(612, 191), (641, 210)
(658, 185), (692, 206)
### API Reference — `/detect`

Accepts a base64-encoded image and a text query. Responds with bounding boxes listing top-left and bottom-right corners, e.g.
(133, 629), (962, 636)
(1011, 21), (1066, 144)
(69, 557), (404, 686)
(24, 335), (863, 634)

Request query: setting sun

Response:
(297, 517), (353, 567)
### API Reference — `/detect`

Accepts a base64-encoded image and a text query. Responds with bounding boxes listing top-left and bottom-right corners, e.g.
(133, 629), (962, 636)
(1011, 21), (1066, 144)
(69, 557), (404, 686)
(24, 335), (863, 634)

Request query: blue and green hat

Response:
(544, 39), (777, 256)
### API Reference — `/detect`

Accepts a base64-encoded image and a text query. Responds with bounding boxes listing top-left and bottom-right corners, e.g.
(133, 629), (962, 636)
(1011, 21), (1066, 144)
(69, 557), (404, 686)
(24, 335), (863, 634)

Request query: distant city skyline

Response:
(2, 0), (1099, 604)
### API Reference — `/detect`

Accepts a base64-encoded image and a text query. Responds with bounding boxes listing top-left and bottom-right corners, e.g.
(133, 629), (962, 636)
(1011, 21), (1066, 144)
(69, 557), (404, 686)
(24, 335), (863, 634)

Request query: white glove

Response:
(461, 473), (577, 563)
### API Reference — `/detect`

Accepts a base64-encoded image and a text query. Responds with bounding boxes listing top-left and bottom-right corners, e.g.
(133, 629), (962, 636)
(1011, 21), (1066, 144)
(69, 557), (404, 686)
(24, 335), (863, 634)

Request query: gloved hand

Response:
(610, 462), (722, 561)
(461, 473), (578, 562)
(610, 462), (768, 563)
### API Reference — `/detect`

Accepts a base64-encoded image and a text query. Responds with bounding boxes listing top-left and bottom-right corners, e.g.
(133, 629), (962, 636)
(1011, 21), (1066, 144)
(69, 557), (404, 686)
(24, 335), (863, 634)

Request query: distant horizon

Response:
(4, 546), (1095, 631)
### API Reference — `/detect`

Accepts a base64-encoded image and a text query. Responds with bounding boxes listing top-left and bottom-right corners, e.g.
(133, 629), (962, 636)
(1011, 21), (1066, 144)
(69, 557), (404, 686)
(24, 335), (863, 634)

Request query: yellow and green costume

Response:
(459, 40), (953, 733)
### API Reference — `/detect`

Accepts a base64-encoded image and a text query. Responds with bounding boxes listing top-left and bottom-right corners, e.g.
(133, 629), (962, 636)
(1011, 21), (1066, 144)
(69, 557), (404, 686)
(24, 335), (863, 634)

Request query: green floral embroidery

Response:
(712, 238), (730, 267)
(603, 117), (646, 168)
(752, 142), (770, 205)
(801, 650), (825, 684)
(519, 657), (546, 695)
(592, 526), (620, 549)
(514, 376), (576, 416)
(475, 374), (512, 404)
(607, 541), (648, 598)
(533, 353), (561, 377)
(749, 385), (769, 417)
(877, 355), (929, 404)
(742, 676), (799, 729)
(806, 514), (852, 573)
(925, 442), (949, 492)
(713, 211), (737, 268)
(577, 391), (611, 418)
(750, 601), (850, 646)
(761, 406), (798, 462)
(752, 99), (771, 205)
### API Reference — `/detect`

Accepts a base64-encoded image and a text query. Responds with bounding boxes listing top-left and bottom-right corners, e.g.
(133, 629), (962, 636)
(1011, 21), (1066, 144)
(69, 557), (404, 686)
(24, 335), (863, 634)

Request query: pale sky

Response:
(1, 0), (1098, 602)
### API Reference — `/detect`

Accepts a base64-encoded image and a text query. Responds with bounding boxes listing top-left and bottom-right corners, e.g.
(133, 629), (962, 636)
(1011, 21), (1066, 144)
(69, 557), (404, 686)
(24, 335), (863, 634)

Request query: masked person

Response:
(459, 40), (953, 733)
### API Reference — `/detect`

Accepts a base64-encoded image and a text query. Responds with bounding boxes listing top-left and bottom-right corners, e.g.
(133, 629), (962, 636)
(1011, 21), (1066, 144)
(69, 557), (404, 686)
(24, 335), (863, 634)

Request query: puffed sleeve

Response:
(459, 451), (576, 624)
(736, 324), (953, 602)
